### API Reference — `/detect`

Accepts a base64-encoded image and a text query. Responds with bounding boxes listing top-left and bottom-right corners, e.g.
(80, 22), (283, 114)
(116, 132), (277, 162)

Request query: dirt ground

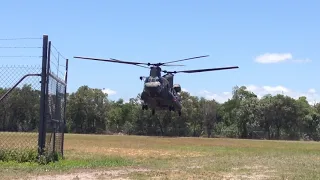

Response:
(23, 168), (150, 180)
(22, 165), (276, 180)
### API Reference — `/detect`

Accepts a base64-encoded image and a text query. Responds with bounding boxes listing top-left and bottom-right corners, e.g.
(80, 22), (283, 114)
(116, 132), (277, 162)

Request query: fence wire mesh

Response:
(0, 36), (68, 162)
(44, 42), (67, 157)
(0, 37), (42, 154)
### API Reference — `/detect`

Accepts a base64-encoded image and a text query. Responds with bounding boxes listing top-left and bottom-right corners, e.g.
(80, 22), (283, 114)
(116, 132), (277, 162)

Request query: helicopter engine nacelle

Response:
(173, 84), (181, 93)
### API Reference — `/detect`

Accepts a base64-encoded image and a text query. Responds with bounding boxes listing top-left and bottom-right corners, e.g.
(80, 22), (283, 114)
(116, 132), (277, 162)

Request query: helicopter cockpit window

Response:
(146, 77), (159, 82)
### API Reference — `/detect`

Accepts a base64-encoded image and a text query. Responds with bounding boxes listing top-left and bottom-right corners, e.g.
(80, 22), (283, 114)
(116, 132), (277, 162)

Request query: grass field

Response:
(1, 133), (320, 179)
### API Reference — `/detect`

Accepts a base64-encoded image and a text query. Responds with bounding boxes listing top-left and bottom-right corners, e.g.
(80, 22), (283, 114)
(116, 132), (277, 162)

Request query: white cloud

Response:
(246, 85), (258, 92)
(102, 88), (117, 95)
(254, 53), (311, 64)
(123, 99), (130, 103)
(255, 53), (292, 64)
(223, 92), (231, 95)
(197, 85), (320, 105)
(262, 85), (289, 93)
(308, 88), (316, 94)
(182, 88), (188, 92)
(199, 90), (233, 103)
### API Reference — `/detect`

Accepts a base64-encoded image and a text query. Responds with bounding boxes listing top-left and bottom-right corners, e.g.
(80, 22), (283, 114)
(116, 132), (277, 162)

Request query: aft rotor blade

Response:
(162, 64), (185, 67)
(135, 64), (150, 69)
(161, 55), (209, 65)
(74, 56), (148, 65)
(165, 66), (239, 74)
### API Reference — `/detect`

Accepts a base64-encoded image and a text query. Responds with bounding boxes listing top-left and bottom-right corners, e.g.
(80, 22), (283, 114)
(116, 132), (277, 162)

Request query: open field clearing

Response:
(1, 133), (320, 180)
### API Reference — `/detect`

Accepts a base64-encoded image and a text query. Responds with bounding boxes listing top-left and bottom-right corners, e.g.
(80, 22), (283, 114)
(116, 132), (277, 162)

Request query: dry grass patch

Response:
(64, 134), (205, 159)
(1, 133), (320, 179)
(70, 146), (202, 159)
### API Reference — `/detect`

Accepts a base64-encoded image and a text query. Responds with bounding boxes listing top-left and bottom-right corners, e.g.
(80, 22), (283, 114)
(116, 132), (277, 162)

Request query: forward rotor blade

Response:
(164, 66), (239, 74)
(134, 64), (150, 69)
(161, 55), (209, 65)
(74, 56), (148, 65)
(162, 64), (185, 67)
(110, 58), (185, 67)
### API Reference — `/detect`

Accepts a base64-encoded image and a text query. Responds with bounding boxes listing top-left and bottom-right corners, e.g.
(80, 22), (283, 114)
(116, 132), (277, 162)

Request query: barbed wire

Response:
(0, 37), (42, 40)
(49, 49), (65, 77)
(51, 43), (67, 60)
(0, 37), (43, 60)
(0, 56), (42, 58)
(48, 42), (67, 80)
(0, 46), (41, 49)
(0, 64), (41, 68)
(50, 52), (59, 62)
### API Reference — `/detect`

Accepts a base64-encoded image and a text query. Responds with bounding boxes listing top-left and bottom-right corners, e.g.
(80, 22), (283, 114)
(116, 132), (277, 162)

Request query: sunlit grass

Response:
(1, 133), (320, 179)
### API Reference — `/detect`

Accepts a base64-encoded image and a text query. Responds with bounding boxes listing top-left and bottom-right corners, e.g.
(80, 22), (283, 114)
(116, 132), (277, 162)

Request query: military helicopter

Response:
(73, 55), (239, 116)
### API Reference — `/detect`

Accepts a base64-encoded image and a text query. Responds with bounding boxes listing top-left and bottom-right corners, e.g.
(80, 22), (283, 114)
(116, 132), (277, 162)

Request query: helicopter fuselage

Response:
(140, 75), (182, 115)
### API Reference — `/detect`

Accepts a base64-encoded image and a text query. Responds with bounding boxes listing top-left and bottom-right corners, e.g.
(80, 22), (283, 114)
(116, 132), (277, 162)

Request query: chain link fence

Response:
(0, 65), (41, 150)
(0, 35), (68, 163)
(44, 41), (68, 158)
(0, 37), (43, 160)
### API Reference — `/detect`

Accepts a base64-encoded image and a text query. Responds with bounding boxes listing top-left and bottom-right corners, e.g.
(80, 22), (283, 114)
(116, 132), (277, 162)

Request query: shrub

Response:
(0, 149), (38, 163)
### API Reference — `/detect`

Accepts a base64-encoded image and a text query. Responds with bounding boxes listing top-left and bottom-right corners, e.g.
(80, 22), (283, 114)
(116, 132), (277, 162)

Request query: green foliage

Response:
(61, 85), (320, 141)
(2, 84), (320, 142)
(0, 155), (134, 173)
(0, 85), (40, 132)
(38, 150), (62, 165)
(0, 148), (61, 164)
(0, 149), (38, 163)
(214, 122), (239, 138)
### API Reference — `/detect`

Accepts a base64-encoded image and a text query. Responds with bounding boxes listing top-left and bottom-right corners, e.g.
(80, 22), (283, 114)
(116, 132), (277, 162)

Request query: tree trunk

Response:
(158, 117), (164, 136)
(276, 125), (281, 139)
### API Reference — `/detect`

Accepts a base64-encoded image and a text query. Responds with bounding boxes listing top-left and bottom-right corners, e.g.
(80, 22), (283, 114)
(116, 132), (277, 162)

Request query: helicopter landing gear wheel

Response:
(178, 111), (181, 116)
(142, 104), (148, 110)
(152, 109), (155, 115)
(169, 106), (175, 111)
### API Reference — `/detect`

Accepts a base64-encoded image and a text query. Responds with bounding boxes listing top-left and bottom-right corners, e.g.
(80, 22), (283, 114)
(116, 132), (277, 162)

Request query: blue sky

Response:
(1, 0), (320, 103)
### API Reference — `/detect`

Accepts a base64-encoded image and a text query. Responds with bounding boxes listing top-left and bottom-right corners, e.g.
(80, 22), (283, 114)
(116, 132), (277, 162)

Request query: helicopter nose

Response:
(145, 82), (161, 88)
(145, 82), (161, 93)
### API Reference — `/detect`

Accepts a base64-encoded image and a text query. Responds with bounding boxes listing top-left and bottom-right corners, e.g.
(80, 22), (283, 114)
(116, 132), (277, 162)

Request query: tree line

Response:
(1, 84), (320, 141)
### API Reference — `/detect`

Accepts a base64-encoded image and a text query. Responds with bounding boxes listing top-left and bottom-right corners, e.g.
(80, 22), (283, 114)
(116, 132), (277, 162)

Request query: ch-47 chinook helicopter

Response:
(73, 55), (239, 116)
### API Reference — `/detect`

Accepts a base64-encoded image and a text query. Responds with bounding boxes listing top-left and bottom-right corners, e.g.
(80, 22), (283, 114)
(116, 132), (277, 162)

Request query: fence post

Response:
(61, 59), (68, 158)
(38, 35), (49, 156)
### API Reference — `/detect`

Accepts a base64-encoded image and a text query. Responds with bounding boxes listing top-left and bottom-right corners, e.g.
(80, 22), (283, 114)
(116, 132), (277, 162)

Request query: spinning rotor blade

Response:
(161, 64), (185, 66)
(160, 55), (209, 65)
(110, 58), (185, 67)
(134, 64), (150, 69)
(129, 64), (184, 69)
(74, 55), (206, 67)
(163, 66), (239, 74)
(74, 56), (147, 65)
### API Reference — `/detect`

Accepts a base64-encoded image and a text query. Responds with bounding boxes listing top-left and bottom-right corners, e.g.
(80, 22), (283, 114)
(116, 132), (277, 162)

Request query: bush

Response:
(122, 121), (134, 135)
(0, 149), (38, 163)
(0, 148), (62, 164)
(213, 122), (239, 138)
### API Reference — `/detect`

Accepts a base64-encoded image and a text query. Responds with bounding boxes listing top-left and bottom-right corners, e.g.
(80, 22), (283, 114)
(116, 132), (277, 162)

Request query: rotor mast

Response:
(149, 66), (162, 78)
